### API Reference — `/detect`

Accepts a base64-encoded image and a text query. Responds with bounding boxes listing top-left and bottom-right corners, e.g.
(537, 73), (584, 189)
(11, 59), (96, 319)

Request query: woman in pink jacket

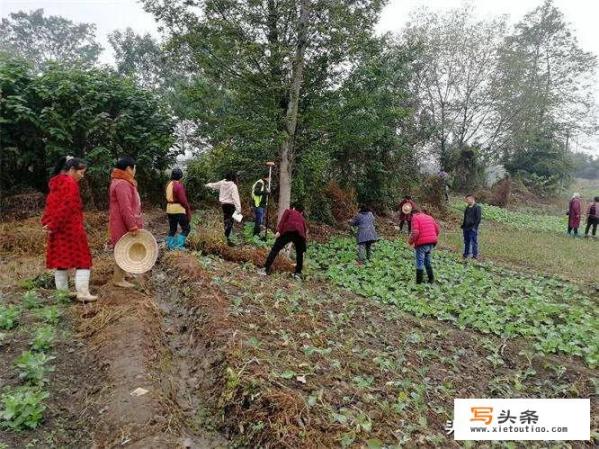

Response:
(408, 208), (441, 284)
(109, 157), (143, 288)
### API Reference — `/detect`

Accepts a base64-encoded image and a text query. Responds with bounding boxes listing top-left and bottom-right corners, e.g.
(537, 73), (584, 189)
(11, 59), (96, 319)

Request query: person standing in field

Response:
(408, 208), (440, 284)
(109, 157), (143, 288)
(397, 195), (416, 233)
(350, 205), (378, 264)
(584, 196), (599, 238)
(567, 192), (582, 236)
(205, 172), (241, 246)
(251, 175), (269, 236)
(41, 157), (97, 302)
(261, 203), (308, 279)
(461, 194), (482, 260)
(165, 168), (192, 250)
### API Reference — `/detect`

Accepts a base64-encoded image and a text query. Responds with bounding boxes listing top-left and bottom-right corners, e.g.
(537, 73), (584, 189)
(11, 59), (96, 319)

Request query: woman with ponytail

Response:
(41, 157), (97, 302)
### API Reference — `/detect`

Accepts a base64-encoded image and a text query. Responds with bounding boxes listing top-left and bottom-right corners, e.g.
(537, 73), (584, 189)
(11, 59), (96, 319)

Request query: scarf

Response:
(111, 168), (137, 187)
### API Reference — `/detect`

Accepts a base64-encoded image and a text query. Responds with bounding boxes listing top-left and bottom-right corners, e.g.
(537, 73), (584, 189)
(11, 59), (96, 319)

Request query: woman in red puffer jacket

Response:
(408, 208), (440, 284)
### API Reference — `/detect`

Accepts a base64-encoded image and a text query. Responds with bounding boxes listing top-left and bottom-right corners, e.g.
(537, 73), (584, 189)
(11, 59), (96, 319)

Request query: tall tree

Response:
(0, 9), (101, 70)
(492, 0), (597, 177)
(108, 28), (165, 89)
(142, 0), (386, 220)
(402, 5), (506, 169)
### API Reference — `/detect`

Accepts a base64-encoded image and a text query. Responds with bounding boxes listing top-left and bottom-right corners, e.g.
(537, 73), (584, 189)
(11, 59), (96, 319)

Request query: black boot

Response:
(416, 269), (424, 284)
(425, 266), (434, 283)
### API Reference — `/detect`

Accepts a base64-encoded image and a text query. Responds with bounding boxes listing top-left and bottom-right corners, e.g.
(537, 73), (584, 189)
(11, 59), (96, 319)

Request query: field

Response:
(0, 203), (597, 449)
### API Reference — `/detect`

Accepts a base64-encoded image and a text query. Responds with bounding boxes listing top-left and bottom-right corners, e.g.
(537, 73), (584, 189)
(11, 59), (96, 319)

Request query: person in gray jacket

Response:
(350, 205), (379, 264)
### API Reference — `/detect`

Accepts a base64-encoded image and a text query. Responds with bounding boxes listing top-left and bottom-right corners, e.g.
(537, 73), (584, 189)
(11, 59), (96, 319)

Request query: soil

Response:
(1, 208), (597, 449)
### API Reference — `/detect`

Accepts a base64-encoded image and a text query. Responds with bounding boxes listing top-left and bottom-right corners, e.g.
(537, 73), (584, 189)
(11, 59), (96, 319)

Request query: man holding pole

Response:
(251, 175), (269, 236)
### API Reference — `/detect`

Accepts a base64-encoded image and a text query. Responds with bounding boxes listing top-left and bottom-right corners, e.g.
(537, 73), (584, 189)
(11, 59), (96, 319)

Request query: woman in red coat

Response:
(567, 193), (582, 236)
(41, 157), (96, 302)
(409, 208), (440, 284)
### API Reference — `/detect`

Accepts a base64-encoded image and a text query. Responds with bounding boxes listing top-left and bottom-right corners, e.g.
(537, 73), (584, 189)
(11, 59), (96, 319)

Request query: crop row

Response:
(309, 238), (598, 367)
(0, 289), (67, 432)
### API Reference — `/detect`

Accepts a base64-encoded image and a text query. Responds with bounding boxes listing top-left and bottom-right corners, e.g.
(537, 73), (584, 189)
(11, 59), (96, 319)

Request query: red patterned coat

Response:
(41, 174), (92, 269)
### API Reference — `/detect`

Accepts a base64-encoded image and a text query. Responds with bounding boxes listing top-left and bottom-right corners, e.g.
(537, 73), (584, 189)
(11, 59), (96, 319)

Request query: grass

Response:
(440, 214), (598, 285)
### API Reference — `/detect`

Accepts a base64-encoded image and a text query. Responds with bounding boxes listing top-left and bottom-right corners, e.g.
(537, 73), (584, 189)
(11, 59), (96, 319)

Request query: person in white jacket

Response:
(205, 172), (242, 246)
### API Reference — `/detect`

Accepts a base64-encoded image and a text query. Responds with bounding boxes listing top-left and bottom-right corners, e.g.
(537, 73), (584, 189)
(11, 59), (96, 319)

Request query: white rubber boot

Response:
(75, 269), (98, 302)
(54, 270), (69, 290)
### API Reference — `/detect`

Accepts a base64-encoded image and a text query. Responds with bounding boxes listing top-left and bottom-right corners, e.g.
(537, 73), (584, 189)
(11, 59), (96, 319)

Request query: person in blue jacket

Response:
(350, 205), (379, 264)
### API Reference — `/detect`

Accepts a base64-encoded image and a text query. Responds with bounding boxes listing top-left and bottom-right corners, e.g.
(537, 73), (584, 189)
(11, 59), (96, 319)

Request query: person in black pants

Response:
(585, 196), (599, 238)
(262, 204), (308, 278)
(461, 194), (482, 259)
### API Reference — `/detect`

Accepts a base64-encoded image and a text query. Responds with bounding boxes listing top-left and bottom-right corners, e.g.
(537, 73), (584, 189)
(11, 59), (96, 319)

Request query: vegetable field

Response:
(310, 238), (598, 367)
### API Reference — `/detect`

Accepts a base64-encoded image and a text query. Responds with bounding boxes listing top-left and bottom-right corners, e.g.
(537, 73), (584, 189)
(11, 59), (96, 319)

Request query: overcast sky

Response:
(1, 0), (598, 152)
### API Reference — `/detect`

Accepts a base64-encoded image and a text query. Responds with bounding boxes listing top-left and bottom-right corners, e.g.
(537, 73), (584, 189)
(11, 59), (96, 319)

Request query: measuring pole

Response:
(262, 161), (276, 241)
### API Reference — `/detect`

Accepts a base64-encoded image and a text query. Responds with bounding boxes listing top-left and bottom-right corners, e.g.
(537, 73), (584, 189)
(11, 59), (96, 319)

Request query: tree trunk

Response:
(276, 0), (310, 223)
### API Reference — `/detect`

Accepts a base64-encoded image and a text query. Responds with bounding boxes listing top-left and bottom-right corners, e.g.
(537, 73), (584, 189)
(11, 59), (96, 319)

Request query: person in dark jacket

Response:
(461, 194), (482, 260)
(398, 195), (416, 233)
(165, 168), (192, 250)
(350, 205), (378, 264)
(409, 208), (440, 284)
(261, 204), (308, 278)
(251, 176), (269, 236)
(585, 196), (599, 238)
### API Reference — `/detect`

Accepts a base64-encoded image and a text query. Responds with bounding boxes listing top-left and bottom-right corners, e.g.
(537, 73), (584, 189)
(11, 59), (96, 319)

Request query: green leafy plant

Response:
(53, 289), (72, 304)
(310, 237), (598, 367)
(0, 305), (21, 330)
(0, 386), (49, 431)
(35, 306), (61, 325)
(14, 351), (55, 386)
(22, 290), (42, 309)
(30, 325), (55, 352)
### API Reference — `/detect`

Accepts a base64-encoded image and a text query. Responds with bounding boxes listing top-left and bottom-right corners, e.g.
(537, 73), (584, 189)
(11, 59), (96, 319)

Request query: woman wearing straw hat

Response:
(398, 195), (416, 233)
(165, 168), (192, 250)
(41, 157), (97, 302)
(205, 172), (242, 246)
(109, 157), (144, 288)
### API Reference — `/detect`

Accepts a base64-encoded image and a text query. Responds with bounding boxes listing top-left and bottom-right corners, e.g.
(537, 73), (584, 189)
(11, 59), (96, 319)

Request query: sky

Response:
(1, 0), (598, 152)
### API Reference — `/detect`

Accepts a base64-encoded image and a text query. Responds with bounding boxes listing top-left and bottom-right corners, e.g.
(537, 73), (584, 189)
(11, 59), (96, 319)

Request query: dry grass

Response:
(188, 211), (296, 272)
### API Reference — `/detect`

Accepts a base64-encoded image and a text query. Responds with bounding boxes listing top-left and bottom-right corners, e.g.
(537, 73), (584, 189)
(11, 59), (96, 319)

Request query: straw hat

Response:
(114, 229), (159, 274)
(401, 203), (413, 214)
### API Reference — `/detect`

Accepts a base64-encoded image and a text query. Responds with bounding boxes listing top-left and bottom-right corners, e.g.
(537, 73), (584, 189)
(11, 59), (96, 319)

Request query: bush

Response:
(418, 176), (447, 215)
(489, 176), (512, 207)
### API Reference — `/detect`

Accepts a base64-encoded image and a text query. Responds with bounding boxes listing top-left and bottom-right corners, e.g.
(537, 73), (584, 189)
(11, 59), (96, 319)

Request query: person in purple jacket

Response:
(350, 205), (379, 264)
